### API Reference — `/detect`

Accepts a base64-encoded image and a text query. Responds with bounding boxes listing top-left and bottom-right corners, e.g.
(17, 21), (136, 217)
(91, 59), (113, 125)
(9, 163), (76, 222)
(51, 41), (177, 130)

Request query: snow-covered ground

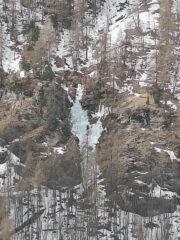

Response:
(2, 0), (179, 103)
(155, 146), (180, 162)
(0, 147), (23, 192)
(0, 0), (44, 74)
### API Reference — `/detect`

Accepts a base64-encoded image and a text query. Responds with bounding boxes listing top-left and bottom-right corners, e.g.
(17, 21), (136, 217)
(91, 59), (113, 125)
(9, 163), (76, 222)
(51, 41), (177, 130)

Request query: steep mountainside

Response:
(0, 0), (180, 239)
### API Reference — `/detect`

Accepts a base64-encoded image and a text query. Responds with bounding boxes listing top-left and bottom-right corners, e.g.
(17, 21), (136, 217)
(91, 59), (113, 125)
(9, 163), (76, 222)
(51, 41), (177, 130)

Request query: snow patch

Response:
(53, 147), (65, 155)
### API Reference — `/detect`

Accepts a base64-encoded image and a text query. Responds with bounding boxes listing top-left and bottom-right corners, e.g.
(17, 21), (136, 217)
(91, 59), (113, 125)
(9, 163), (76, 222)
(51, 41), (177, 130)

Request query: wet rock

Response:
(116, 193), (178, 217)
(174, 145), (180, 158)
(81, 95), (97, 111)
(131, 108), (150, 126)
(69, 85), (76, 100)
(54, 56), (66, 68)
(0, 149), (8, 164)
(14, 165), (24, 177)
(81, 101), (97, 111)
(45, 82), (71, 132)
(145, 222), (160, 229)
(0, 138), (6, 147)
(89, 117), (98, 124)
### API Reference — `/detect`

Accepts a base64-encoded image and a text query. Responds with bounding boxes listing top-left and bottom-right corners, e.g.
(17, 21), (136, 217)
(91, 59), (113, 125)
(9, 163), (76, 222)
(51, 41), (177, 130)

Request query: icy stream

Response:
(71, 84), (89, 147)
(71, 84), (110, 150)
(71, 84), (110, 184)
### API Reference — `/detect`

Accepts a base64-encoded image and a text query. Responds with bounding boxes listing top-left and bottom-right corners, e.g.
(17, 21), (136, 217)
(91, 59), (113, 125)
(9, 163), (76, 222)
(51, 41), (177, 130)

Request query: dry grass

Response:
(21, 125), (45, 142)
(97, 84), (180, 176)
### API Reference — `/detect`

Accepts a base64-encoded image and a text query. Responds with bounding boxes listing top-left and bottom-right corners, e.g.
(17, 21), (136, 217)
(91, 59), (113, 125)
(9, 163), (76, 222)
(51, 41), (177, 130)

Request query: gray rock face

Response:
(0, 138), (6, 147)
(0, 148), (8, 164)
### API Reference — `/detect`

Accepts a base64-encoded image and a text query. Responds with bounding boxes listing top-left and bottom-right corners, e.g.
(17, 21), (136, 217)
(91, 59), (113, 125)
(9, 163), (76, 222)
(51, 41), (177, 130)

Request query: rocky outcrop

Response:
(96, 94), (180, 216)
(42, 135), (82, 189)
(0, 74), (77, 191)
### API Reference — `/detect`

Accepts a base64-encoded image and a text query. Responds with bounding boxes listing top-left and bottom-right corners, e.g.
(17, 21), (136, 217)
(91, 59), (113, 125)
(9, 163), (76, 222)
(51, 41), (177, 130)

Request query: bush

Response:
(152, 86), (163, 104)
(62, 119), (72, 142)
(28, 26), (39, 41)
(20, 59), (32, 72)
(9, 76), (23, 93)
(41, 66), (55, 82)
(25, 20), (40, 42)
(0, 67), (5, 87)
(51, 14), (59, 30)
